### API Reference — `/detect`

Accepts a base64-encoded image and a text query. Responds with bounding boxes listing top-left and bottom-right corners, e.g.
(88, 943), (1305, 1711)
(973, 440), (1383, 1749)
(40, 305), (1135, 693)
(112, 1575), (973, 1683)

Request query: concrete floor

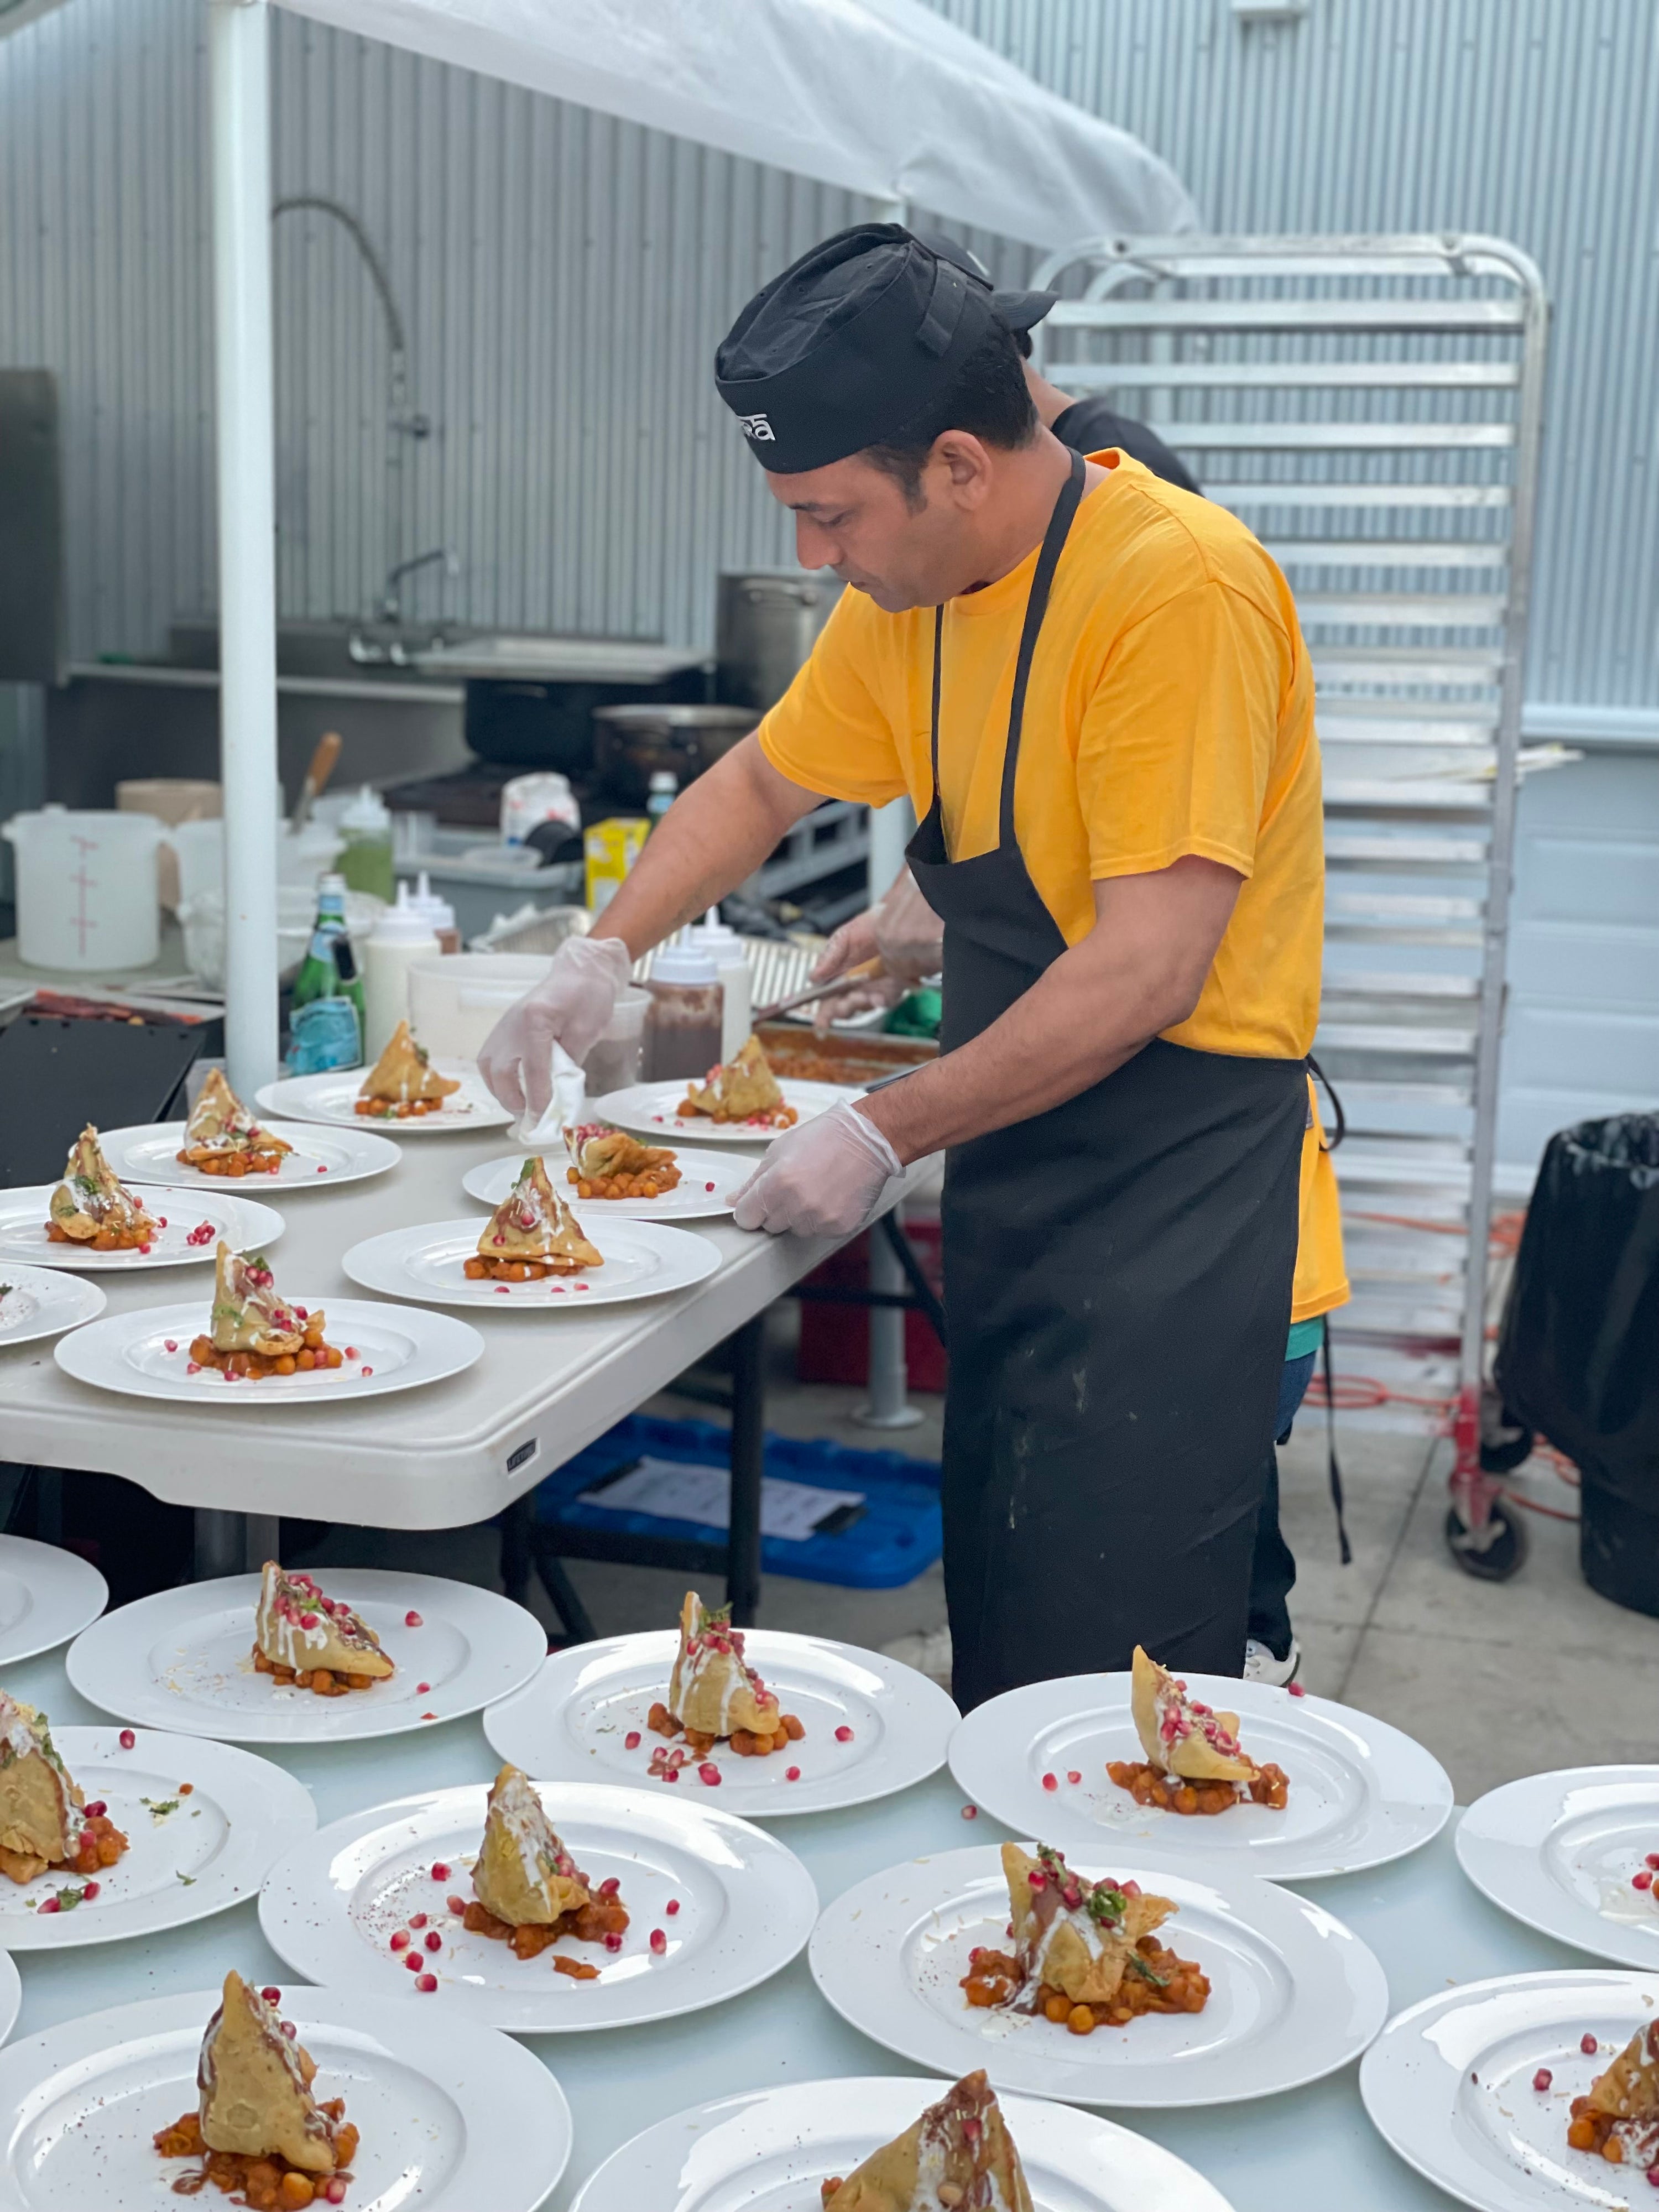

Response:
(305, 1308), (1658, 1806)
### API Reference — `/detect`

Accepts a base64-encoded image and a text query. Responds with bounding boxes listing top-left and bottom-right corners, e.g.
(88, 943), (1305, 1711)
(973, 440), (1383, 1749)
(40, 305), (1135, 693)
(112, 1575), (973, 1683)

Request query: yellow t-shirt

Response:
(1293, 1076), (1349, 1323)
(758, 451), (1324, 1058)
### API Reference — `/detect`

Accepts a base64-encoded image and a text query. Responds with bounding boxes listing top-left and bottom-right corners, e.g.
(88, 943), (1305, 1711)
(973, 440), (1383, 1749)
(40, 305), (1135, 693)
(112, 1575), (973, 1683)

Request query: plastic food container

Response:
(177, 884), (379, 992)
(582, 986), (650, 1098)
(3, 806), (165, 971)
(406, 953), (553, 1062)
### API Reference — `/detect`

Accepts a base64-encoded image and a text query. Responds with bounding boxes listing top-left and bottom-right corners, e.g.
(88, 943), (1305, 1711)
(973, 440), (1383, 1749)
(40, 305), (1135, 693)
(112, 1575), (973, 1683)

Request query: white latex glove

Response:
(514, 1041), (587, 1151)
(477, 935), (633, 1120)
(732, 1101), (904, 1238)
(810, 869), (941, 1031)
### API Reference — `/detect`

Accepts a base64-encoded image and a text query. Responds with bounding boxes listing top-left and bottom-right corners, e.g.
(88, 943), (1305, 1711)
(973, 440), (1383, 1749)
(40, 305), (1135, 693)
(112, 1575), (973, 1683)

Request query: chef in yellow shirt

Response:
(478, 225), (1326, 1709)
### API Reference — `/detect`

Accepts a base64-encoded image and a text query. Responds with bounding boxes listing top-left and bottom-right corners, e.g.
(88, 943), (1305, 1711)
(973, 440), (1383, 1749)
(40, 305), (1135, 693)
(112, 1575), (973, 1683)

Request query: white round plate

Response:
(0, 1187), (283, 1271)
(0, 1267), (106, 1352)
(54, 1295), (482, 1405)
(485, 1629), (960, 1818)
(1457, 1767), (1659, 1970)
(570, 2073), (1238, 2212)
(257, 1062), (512, 1131)
(261, 1779), (818, 2034)
(0, 1726), (314, 1950)
(811, 1843), (1390, 2109)
(463, 1145), (747, 1220)
(0, 1984), (571, 2211)
(342, 1214), (721, 1311)
(66, 1571), (547, 1744)
(949, 1670), (1453, 1883)
(1360, 1968), (1659, 2212)
(97, 1118), (401, 1191)
(591, 1077), (865, 1143)
(0, 1534), (108, 1665)
(0, 1947), (17, 2049)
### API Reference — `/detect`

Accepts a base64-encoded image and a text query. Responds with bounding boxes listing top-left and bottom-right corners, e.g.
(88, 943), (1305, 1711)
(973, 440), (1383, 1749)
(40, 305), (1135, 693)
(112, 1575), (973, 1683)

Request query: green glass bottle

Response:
(288, 873), (366, 1070)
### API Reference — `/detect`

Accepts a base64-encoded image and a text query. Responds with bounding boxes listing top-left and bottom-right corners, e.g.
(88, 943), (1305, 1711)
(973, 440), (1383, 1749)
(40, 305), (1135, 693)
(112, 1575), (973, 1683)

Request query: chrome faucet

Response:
(379, 546), (460, 627)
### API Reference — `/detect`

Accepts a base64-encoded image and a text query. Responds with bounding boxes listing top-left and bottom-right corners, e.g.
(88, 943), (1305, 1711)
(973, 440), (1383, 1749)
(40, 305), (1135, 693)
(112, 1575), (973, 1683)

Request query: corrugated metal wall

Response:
(0, 0), (1653, 718)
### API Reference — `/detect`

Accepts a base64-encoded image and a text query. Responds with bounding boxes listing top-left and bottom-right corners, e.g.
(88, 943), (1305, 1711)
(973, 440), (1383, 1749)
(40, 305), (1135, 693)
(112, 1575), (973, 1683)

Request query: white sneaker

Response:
(881, 1625), (953, 1689)
(1242, 1636), (1301, 1688)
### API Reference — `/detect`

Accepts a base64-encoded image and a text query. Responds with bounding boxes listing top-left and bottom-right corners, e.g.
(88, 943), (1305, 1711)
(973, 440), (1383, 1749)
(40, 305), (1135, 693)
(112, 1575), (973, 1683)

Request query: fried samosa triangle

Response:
(472, 1764), (589, 1928)
(476, 1156), (602, 1271)
(253, 1562), (394, 1681)
(181, 1070), (292, 1162)
(821, 2070), (1034, 2212)
(358, 1019), (460, 1106)
(680, 1034), (784, 1121)
(196, 1972), (341, 2176)
(668, 1589), (780, 1739)
(48, 1125), (156, 1244)
(1130, 1645), (1261, 1785)
(1003, 1840), (1175, 2009)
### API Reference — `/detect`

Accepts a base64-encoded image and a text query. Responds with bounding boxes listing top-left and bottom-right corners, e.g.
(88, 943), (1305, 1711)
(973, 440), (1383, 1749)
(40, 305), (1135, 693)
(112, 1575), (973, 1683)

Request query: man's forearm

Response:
(859, 935), (1157, 1161)
(589, 734), (822, 960)
(859, 858), (1243, 1164)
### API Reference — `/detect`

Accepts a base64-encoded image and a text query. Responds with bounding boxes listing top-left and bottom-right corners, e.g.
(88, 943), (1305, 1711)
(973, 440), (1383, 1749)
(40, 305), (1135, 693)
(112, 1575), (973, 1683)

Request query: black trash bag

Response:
(1494, 1112), (1659, 1616)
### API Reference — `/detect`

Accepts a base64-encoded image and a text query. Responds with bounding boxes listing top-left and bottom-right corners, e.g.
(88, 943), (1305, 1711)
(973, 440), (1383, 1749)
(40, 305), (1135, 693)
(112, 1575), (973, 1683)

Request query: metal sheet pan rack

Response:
(1029, 234), (1550, 1552)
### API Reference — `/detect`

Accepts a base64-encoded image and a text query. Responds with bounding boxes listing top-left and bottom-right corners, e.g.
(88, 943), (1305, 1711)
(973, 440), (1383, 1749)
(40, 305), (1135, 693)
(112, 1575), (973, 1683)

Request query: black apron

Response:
(906, 450), (1307, 1714)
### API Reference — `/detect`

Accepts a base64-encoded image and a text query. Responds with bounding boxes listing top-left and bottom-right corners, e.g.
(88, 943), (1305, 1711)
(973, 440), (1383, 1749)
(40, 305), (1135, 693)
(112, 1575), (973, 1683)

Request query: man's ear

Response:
(931, 431), (995, 509)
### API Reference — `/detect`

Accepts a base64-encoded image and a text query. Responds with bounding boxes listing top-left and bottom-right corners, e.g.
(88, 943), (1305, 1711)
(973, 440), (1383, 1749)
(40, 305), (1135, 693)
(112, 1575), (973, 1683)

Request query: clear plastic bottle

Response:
(685, 908), (752, 1063)
(337, 785), (396, 902)
(641, 942), (724, 1084)
(645, 769), (678, 831)
(362, 883), (441, 1060)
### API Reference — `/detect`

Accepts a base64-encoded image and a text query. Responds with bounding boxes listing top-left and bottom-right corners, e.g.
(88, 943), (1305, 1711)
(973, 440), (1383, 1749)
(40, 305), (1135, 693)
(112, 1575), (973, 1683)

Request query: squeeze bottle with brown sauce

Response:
(641, 943), (724, 1084)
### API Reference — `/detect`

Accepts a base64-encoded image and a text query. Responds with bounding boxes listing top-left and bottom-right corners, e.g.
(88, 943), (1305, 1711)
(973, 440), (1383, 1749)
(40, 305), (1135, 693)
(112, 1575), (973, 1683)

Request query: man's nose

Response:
(795, 516), (837, 570)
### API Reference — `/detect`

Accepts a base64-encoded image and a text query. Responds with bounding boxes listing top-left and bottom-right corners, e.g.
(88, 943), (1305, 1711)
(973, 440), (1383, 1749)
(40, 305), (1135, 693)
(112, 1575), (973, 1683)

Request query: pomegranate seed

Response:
(835, 1725), (853, 1743)
(85, 1801), (107, 1818)
(1635, 1871), (1653, 1892)
(1583, 2033), (1600, 2055)
(666, 1898), (680, 1916)
(1120, 1880), (1141, 1897)
(317, 1166), (328, 1177)
(280, 2022), (296, 2039)
(405, 1610), (423, 1627)
(158, 1219), (168, 1229)
(361, 1365), (373, 1377)
(431, 1861), (450, 1881)
(785, 1766), (801, 1781)
(598, 1876), (621, 1896)
(662, 1766), (679, 1782)
(698, 1763), (721, 1786)
(447, 1894), (466, 1913)
(260, 1986), (280, 2004)
(38, 1896), (59, 1914)
(325, 2182), (347, 2204)
(415, 1972), (437, 1992)
(1068, 1770), (1083, 1784)
(82, 1879), (100, 1900)
(403, 1952), (421, 1972)
(603, 1931), (623, 1951)
(344, 1345), (358, 1360)
(164, 1339), (178, 1353)
(119, 1730), (135, 1750)
(706, 1182), (716, 1192)
(1288, 1681), (1307, 1697)
(1042, 1772), (1057, 1791)
(961, 1804), (977, 1819)
(138, 1244), (152, 1255)
(649, 1928), (667, 1954)
(186, 1362), (201, 1374)
(425, 1930), (442, 1952)
(1533, 2068), (1553, 2090)
(390, 1931), (410, 1952)
(409, 1912), (428, 1929)
(1648, 1854), (1659, 1870)
(625, 1731), (641, 1751)
(1027, 1870), (1047, 1892)
(298, 1611), (319, 1629)
(1646, 2169), (1659, 2190)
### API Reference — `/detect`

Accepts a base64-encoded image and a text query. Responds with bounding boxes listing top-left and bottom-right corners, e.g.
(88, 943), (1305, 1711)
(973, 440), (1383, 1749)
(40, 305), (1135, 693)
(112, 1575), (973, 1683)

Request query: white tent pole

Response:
(209, 0), (280, 1093)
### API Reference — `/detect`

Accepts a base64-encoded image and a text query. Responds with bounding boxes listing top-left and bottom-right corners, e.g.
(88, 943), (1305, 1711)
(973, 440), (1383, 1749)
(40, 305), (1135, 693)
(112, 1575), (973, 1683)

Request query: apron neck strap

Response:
(926, 445), (1088, 849)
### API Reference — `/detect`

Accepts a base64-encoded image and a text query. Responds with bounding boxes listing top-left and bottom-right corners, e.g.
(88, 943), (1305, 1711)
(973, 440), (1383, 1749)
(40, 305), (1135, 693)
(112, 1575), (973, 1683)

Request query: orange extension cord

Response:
(1305, 1207), (1581, 1520)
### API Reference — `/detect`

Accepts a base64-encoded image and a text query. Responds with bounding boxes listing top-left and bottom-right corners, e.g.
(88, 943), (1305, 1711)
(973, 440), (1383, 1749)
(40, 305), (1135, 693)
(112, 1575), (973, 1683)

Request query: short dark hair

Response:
(862, 317), (1039, 509)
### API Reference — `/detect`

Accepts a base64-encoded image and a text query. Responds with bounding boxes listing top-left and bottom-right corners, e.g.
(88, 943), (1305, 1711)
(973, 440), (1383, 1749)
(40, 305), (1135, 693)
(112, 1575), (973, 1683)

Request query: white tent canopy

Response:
(189, 0), (1197, 1086)
(281, 0), (1198, 247)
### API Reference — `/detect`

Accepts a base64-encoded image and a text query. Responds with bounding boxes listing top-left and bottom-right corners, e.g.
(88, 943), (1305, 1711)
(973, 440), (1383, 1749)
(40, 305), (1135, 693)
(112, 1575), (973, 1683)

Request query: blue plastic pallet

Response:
(530, 1413), (942, 1590)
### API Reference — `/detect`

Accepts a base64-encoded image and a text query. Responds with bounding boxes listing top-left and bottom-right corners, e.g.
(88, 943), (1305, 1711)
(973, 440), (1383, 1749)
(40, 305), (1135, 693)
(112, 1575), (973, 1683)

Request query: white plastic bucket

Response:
(3, 807), (165, 971)
(408, 953), (553, 1061)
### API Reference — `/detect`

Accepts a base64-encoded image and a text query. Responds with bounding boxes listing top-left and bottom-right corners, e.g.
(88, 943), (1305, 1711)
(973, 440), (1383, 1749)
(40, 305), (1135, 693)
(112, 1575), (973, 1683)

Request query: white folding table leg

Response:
(855, 1223), (924, 1430)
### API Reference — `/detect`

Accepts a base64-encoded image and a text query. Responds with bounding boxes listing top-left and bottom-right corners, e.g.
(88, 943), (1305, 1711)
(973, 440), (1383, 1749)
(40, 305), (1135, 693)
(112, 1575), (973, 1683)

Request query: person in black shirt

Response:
(914, 231), (1201, 493)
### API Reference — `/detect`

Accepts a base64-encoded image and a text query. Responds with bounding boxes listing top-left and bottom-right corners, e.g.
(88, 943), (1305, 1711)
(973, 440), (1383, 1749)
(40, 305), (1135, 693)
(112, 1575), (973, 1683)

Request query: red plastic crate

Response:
(796, 1217), (946, 1394)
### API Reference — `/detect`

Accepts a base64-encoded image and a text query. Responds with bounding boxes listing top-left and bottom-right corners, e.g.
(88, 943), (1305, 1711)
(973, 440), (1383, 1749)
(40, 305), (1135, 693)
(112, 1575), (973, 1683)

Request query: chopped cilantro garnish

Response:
(53, 1883), (87, 1912)
(1125, 1951), (1168, 1989)
(176, 1871), (197, 1886)
(142, 1796), (180, 1822)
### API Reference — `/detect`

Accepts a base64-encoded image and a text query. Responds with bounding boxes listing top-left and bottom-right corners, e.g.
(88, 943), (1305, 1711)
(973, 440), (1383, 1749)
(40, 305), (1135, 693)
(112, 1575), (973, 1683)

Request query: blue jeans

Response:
(1248, 1349), (1318, 1660)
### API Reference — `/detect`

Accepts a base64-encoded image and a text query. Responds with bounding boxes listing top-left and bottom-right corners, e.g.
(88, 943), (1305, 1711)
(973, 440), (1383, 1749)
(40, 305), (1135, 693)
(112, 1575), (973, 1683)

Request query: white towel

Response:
(515, 1041), (587, 1153)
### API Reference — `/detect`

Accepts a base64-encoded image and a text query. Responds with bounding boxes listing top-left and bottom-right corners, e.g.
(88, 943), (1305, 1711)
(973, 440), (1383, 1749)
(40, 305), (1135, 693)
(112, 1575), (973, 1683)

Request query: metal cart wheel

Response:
(1445, 1497), (1529, 1582)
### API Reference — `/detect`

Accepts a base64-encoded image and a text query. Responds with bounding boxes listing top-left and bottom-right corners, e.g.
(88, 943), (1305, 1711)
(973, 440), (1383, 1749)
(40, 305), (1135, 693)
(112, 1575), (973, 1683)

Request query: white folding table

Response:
(4, 1637), (1572, 2211)
(0, 1123), (934, 1610)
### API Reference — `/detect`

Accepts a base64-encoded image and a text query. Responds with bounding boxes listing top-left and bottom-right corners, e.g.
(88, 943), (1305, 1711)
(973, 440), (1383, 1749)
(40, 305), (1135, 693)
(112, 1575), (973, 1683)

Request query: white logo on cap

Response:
(737, 413), (776, 442)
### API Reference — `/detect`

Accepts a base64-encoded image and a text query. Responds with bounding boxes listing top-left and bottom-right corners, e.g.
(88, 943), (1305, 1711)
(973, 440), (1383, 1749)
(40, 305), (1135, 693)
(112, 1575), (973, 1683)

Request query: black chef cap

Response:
(715, 223), (1001, 475)
(908, 226), (1059, 337)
